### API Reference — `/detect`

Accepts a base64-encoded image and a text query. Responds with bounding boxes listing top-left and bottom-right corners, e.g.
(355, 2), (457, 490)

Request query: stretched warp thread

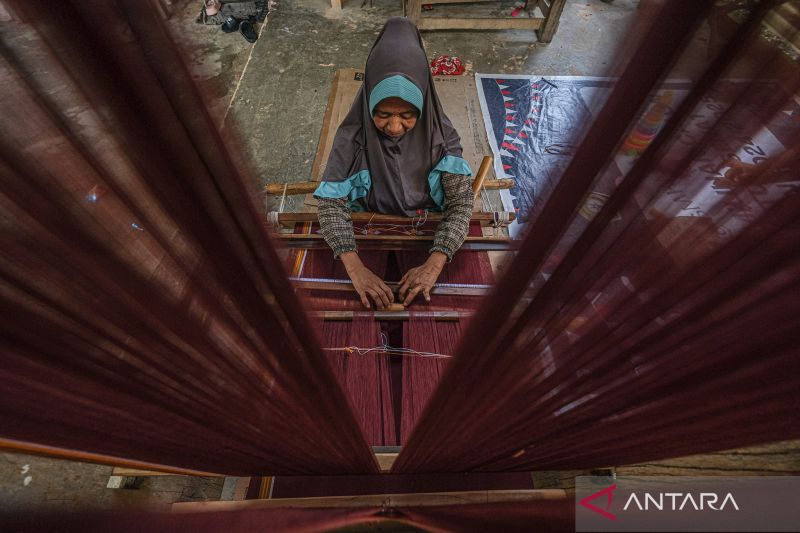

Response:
(393, 0), (800, 473)
(294, 241), (397, 446)
(320, 317), (397, 447)
(0, 0), (376, 475)
(397, 223), (494, 443)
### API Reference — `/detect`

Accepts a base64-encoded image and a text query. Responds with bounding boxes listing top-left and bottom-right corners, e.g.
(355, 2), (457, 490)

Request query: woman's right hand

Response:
(340, 252), (394, 309)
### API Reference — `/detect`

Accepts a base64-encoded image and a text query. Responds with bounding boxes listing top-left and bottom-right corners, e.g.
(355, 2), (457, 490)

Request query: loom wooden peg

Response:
(472, 155), (494, 198)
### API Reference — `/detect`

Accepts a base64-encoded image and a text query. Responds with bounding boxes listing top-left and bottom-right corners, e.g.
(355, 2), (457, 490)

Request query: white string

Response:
(481, 183), (497, 215)
(356, 210), (432, 236)
(323, 332), (452, 359)
(278, 182), (288, 214)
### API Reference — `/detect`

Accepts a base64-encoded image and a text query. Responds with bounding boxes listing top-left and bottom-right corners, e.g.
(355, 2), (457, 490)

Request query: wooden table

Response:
(403, 0), (567, 42)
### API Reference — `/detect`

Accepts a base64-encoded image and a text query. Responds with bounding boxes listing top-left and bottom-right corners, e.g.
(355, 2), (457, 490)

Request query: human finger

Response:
(379, 280), (395, 303)
(398, 277), (411, 300)
(378, 287), (392, 308)
(366, 289), (383, 309)
(403, 285), (423, 306)
(370, 286), (390, 309)
(358, 289), (370, 309)
(422, 286), (431, 302)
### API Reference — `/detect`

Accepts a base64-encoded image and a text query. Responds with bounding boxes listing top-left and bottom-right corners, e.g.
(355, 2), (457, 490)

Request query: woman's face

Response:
(372, 97), (418, 138)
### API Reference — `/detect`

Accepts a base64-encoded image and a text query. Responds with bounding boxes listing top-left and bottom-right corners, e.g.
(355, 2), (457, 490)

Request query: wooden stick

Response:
(472, 156), (494, 198)
(269, 210), (515, 227)
(316, 310), (470, 321)
(417, 17), (543, 31)
(277, 234), (514, 251)
(111, 467), (188, 477)
(0, 437), (222, 477)
(536, 0), (567, 42)
(265, 178), (515, 196)
(291, 278), (492, 297)
(171, 489), (568, 511)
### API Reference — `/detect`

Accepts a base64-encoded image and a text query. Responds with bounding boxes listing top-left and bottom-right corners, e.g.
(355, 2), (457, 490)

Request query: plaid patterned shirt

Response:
(317, 172), (473, 261)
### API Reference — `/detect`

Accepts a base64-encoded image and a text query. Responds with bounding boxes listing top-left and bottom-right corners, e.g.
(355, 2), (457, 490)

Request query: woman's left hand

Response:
(398, 252), (447, 306)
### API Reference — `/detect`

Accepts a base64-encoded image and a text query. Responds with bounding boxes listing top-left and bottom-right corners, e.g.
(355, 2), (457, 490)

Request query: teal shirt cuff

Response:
(314, 170), (371, 210)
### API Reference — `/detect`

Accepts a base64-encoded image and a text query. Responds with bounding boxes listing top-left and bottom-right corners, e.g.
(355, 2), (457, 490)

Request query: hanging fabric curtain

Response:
(0, 0), (377, 475)
(393, 0), (800, 473)
(2, 0), (799, 486)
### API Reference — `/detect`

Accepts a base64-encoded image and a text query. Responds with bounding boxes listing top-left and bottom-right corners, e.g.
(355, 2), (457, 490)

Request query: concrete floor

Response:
(0, 0), (647, 515)
(227, 0), (641, 210)
(0, 452), (224, 513)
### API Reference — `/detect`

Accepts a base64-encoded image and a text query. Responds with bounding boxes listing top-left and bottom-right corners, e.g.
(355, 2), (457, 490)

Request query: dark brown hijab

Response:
(315, 17), (471, 216)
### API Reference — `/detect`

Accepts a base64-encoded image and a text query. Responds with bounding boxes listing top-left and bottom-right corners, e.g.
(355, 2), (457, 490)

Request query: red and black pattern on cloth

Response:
(479, 75), (603, 224)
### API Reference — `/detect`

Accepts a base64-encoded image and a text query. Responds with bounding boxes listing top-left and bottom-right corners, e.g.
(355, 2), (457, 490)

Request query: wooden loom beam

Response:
(291, 278), (491, 297)
(277, 234), (513, 251)
(269, 210), (515, 227)
(0, 437), (221, 477)
(267, 155), (505, 199)
(171, 489), (568, 511)
(316, 310), (471, 321)
(265, 178), (514, 197)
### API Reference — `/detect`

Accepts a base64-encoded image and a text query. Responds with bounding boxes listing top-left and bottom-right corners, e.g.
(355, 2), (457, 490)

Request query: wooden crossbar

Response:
(291, 278), (491, 297)
(269, 211), (515, 227)
(265, 178), (514, 196)
(317, 310), (470, 321)
(277, 234), (513, 251)
(0, 437), (221, 477)
(171, 489), (568, 511)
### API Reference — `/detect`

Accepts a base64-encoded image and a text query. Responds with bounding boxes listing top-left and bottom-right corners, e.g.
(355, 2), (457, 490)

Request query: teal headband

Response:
(369, 75), (424, 116)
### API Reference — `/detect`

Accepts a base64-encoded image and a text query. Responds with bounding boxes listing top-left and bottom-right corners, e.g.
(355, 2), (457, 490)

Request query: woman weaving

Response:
(314, 17), (474, 310)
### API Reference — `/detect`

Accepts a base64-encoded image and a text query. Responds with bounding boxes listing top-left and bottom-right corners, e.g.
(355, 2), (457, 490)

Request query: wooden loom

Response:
(4, 1), (800, 526)
(266, 155), (515, 247)
(265, 155), (512, 314)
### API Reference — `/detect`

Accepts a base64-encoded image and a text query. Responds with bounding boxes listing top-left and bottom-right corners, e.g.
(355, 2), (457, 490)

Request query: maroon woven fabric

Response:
(290, 219), (493, 446)
(393, 0), (800, 473)
(296, 246), (397, 446)
(397, 223), (494, 443)
(0, 0), (376, 475)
